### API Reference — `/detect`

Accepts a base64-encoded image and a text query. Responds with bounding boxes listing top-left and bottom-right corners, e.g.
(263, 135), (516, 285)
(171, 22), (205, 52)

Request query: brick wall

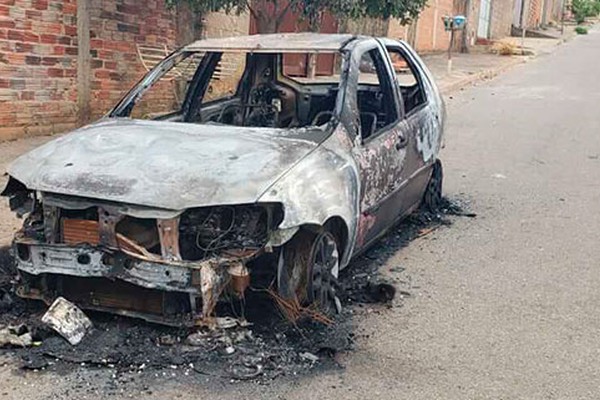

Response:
(490, 0), (515, 38)
(87, 1), (180, 120)
(527, 0), (543, 27)
(0, 1), (250, 141)
(0, 0), (78, 141)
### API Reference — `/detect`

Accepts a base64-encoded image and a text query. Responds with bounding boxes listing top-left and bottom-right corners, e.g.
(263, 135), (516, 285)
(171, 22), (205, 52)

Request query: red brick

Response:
(7, 29), (23, 41)
(33, 0), (48, 10)
(95, 70), (111, 79)
(47, 68), (64, 77)
(90, 38), (103, 48)
(0, 6), (8, 17)
(6, 53), (25, 64)
(20, 91), (34, 101)
(41, 56), (59, 65)
(22, 31), (39, 42)
(62, 2), (76, 15)
(0, 78), (9, 88)
(57, 35), (71, 45)
(25, 55), (41, 65)
(25, 9), (43, 19)
(64, 25), (76, 36)
(0, 19), (15, 29)
(97, 49), (114, 59)
(40, 33), (57, 43)
(53, 45), (65, 55)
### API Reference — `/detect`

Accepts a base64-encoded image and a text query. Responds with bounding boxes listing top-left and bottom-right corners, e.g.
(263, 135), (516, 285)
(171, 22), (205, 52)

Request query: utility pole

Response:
(460, 0), (471, 53)
(521, 0), (529, 55)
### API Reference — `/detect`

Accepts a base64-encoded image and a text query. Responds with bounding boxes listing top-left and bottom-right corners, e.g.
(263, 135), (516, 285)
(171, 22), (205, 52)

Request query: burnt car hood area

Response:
(6, 118), (327, 210)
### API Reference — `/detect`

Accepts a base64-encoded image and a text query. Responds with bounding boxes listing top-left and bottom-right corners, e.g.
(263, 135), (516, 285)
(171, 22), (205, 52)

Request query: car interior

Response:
(127, 47), (426, 140)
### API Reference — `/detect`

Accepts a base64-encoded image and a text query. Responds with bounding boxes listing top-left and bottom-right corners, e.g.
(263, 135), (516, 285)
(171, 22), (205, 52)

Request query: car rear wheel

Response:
(278, 229), (340, 315)
(423, 160), (443, 211)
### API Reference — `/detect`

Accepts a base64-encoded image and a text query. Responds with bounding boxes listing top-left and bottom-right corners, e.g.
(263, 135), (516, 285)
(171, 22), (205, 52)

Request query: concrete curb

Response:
(438, 57), (526, 94)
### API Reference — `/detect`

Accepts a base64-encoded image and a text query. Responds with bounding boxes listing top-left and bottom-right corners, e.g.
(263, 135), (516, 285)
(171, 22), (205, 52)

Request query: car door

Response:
(348, 41), (412, 251)
(381, 40), (442, 213)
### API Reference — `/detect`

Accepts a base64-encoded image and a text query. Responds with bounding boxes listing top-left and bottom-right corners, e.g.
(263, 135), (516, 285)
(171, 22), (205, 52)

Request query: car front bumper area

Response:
(13, 239), (251, 327)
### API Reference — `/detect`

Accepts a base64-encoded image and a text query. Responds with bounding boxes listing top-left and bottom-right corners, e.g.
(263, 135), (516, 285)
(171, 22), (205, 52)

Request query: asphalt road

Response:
(1, 27), (599, 399)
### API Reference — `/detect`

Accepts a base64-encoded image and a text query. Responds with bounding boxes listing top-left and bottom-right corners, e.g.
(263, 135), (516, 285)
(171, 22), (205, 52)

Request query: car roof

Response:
(184, 33), (360, 53)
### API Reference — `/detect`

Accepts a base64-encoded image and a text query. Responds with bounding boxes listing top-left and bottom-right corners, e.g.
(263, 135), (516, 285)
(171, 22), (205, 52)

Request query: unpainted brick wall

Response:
(0, 0), (79, 141)
(527, 0), (543, 27)
(0, 1), (250, 141)
(490, 0), (514, 38)
(87, 0), (180, 120)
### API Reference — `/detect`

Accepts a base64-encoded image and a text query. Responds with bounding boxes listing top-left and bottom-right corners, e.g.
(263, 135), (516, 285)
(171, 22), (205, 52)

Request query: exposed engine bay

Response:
(3, 178), (285, 326)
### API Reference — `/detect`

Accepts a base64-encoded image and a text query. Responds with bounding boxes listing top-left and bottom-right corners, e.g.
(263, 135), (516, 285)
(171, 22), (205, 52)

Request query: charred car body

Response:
(2, 33), (445, 326)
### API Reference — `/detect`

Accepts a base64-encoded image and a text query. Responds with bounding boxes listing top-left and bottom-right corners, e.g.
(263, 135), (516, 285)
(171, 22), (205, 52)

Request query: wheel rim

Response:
(426, 161), (443, 210)
(308, 232), (339, 311)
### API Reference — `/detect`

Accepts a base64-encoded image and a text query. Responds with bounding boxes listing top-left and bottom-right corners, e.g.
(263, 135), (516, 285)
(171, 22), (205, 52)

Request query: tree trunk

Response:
(255, 12), (278, 33)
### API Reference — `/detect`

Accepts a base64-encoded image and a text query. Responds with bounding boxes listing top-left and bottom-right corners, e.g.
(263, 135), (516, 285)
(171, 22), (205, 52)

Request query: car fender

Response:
(258, 124), (360, 268)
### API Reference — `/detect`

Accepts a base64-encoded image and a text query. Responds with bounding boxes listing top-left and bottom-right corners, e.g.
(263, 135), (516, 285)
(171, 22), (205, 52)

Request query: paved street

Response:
(0, 27), (599, 399)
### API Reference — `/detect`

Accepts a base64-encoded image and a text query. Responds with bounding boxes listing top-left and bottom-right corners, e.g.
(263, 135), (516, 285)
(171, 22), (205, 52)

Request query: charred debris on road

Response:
(0, 197), (474, 390)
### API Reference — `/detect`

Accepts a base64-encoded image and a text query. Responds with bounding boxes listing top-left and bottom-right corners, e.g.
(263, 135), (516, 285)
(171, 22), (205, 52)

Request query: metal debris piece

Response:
(228, 263), (250, 298)
(216, 317), (239, 330)
(299, 352), (319, 362)
(0, 326), (32, 347)
(42, 297), (93, 345)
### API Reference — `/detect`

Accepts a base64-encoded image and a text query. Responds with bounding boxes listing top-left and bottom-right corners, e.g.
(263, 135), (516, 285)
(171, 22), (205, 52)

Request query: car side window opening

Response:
(386, 48), (427, 115)
(356, 49), (399, 141)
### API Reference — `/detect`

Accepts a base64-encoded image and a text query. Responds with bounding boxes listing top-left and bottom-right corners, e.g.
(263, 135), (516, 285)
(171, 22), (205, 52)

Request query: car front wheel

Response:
(278, 229), (340, 315)
(423, 159), (443, 212)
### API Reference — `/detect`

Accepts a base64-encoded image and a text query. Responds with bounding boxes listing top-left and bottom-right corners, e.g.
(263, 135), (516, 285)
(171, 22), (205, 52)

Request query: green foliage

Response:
(571, 0), (599, 24)
(575, 25), (589, 34)
(165, 0), (428, 32)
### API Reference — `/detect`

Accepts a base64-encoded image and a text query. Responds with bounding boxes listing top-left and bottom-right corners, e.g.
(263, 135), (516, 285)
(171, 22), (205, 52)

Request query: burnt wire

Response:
(195, 207), (236, 258)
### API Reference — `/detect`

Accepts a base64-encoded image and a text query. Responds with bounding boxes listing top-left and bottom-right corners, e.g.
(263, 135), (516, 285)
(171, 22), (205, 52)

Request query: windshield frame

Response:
(108, 47), (352, 133)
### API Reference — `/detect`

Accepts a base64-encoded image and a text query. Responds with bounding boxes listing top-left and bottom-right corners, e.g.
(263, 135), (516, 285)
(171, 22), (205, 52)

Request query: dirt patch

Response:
(0, 196), (474, 396)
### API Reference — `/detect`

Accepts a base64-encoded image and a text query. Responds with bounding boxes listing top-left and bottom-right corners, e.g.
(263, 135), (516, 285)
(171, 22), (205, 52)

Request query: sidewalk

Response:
(422, 26), (577, 94)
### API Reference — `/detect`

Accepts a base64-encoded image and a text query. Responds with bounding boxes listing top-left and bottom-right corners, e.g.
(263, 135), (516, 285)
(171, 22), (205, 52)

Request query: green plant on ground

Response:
(571, 0), (599, 24)
(575, 26), (589, 34)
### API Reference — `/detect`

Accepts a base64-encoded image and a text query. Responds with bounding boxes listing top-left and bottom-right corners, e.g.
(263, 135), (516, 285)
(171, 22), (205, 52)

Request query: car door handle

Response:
(396, 134), (409, 150)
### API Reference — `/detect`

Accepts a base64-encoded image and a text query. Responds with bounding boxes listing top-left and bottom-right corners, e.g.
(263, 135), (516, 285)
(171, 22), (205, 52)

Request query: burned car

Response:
(2, 33), (444, 326)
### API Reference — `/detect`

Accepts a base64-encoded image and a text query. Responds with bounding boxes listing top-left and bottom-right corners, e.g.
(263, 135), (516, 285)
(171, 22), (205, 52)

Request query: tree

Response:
(166, 0), (428, 34)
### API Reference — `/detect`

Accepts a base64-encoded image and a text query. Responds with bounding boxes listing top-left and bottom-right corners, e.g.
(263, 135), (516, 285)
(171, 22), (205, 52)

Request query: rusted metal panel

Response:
(157, 217), (181, 261)
(62, 219), (100, 245)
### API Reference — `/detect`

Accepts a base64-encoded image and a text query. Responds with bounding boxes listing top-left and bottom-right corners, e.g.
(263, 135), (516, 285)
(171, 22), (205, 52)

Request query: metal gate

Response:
(477, 0), (492, 38)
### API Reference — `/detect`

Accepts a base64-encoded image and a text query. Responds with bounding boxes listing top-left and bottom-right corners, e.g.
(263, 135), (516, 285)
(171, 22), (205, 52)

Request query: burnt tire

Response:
(423, 160), (443, 212)
(278, 229), (340, 315)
